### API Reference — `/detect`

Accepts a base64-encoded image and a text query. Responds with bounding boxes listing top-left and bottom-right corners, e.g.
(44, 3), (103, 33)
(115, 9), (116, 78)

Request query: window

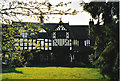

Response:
(70, 47), (72, 50)
(24, 39), (27, 42)
(45, 47), (48, 50)
(49, 47), (52, 50)
(53, 32), (56, 38)
(49, 39), (51, 42)
(29, 39), (32, 42)
(15, 43), (19, 46)
(21, 32), (27, 38)
(33, 39), (36, 46)
(66, 32), (69, 38)
(77, 41), (79, 46)
(84, 40), (90, 46)
(20, 42), (23, 46)
(29, 43), (32, 46)
(33, 39), (36, 43)
(45, 43), (48, 47)
(37, 41), (40, 46)
(24, 43), (27, 46)
(45, 43), (48, 50)
(45, 39), (48, 42)
(41, 41), (44, 46)
(73, 40), (79, 46)
(20, 39), (23, 42)
(24, 47), (27, 49)
(33, 42), (36, 46)
(20, 47), (23, 50)
(70, 42), (72, 46)
(41, 46), (44, 50)
(37, 47), (40, 49)
(29, 47), (32, 49)
(15, 38), (19, 42)
(33, 47), (36, 49)
(53, 40), (55, 46)
(49, 43), (52, 46)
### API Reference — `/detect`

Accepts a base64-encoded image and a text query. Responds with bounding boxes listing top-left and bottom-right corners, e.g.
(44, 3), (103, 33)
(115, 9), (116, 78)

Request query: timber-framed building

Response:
(2, 20), (94, 66)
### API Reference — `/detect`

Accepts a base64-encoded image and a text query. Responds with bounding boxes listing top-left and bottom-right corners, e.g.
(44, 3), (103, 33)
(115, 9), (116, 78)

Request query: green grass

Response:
(2, 67), (104, 79)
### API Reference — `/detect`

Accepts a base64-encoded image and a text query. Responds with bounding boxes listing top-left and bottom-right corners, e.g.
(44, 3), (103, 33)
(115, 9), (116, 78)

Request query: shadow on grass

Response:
(2, 68), (23, 74)
(26, 63), (95, 68)
(26, 65), (97, 69)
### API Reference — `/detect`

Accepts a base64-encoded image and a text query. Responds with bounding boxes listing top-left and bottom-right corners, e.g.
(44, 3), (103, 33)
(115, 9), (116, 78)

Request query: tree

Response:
(1, 0), (79, 67)
(82, 2), (119, 79)
(0, 0), (78, 24)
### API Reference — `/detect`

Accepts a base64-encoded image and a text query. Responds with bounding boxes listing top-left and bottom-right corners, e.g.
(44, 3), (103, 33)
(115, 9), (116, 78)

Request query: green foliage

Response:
(83, 2), (119, 79)
(2, 22), (41, 67)
(83, 2), (119, 24)
(10, 55), (25, 67)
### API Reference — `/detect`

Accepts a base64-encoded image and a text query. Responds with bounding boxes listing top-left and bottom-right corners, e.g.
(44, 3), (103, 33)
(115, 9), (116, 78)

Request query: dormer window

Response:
(22, 32), (27, 38)
(20, 29), (27, 38)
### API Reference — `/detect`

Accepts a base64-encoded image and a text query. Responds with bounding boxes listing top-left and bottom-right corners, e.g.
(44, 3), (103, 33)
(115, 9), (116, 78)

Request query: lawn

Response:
(2, 67), (104, 79)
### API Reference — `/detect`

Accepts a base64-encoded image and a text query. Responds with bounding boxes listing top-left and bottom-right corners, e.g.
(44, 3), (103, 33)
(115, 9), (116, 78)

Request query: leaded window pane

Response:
(49, 47), (52, 50)
(33, 43), (36, 46)
(41, 46), (44, 50)
(29, 39), (32, 42)
(33, 47), (36, 49)
(24, 39), (27, 42)
(24, 43), (27, 46)
(20, 47), (23, 50)
(29, 47), (32, 49)
(20, 43), (23, 46)
(15, 43), (19, 46)
(15, 38), (19, 42)
(37, 41), (40, 46)
(37, 47), (40, 49)
(45, 47), (48, 50)
(24, 47), (27, 49)
(49, 43), (52, 46)
(70, 47), (72, 50)
(49, 39), (51, 42)
(41, 41), (44, 46)
(33, 39), (36, 42)
(20, 39), (23, 42)
(45, 39), (48, 42)
(29, 43), (32, 46)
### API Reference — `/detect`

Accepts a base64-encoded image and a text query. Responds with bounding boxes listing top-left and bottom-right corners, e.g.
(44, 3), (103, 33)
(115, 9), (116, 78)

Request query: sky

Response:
(0, 0), (96, 25)
(21, 0), (94, 25)
(1, 0), (117, 25)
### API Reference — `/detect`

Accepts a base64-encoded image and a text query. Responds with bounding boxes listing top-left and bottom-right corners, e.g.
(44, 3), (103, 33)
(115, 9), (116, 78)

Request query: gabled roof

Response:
(12, 21), (89, 39)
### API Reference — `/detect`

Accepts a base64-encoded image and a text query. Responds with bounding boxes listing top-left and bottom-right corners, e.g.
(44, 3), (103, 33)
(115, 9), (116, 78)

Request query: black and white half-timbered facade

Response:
(3, 20), (94, 66)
